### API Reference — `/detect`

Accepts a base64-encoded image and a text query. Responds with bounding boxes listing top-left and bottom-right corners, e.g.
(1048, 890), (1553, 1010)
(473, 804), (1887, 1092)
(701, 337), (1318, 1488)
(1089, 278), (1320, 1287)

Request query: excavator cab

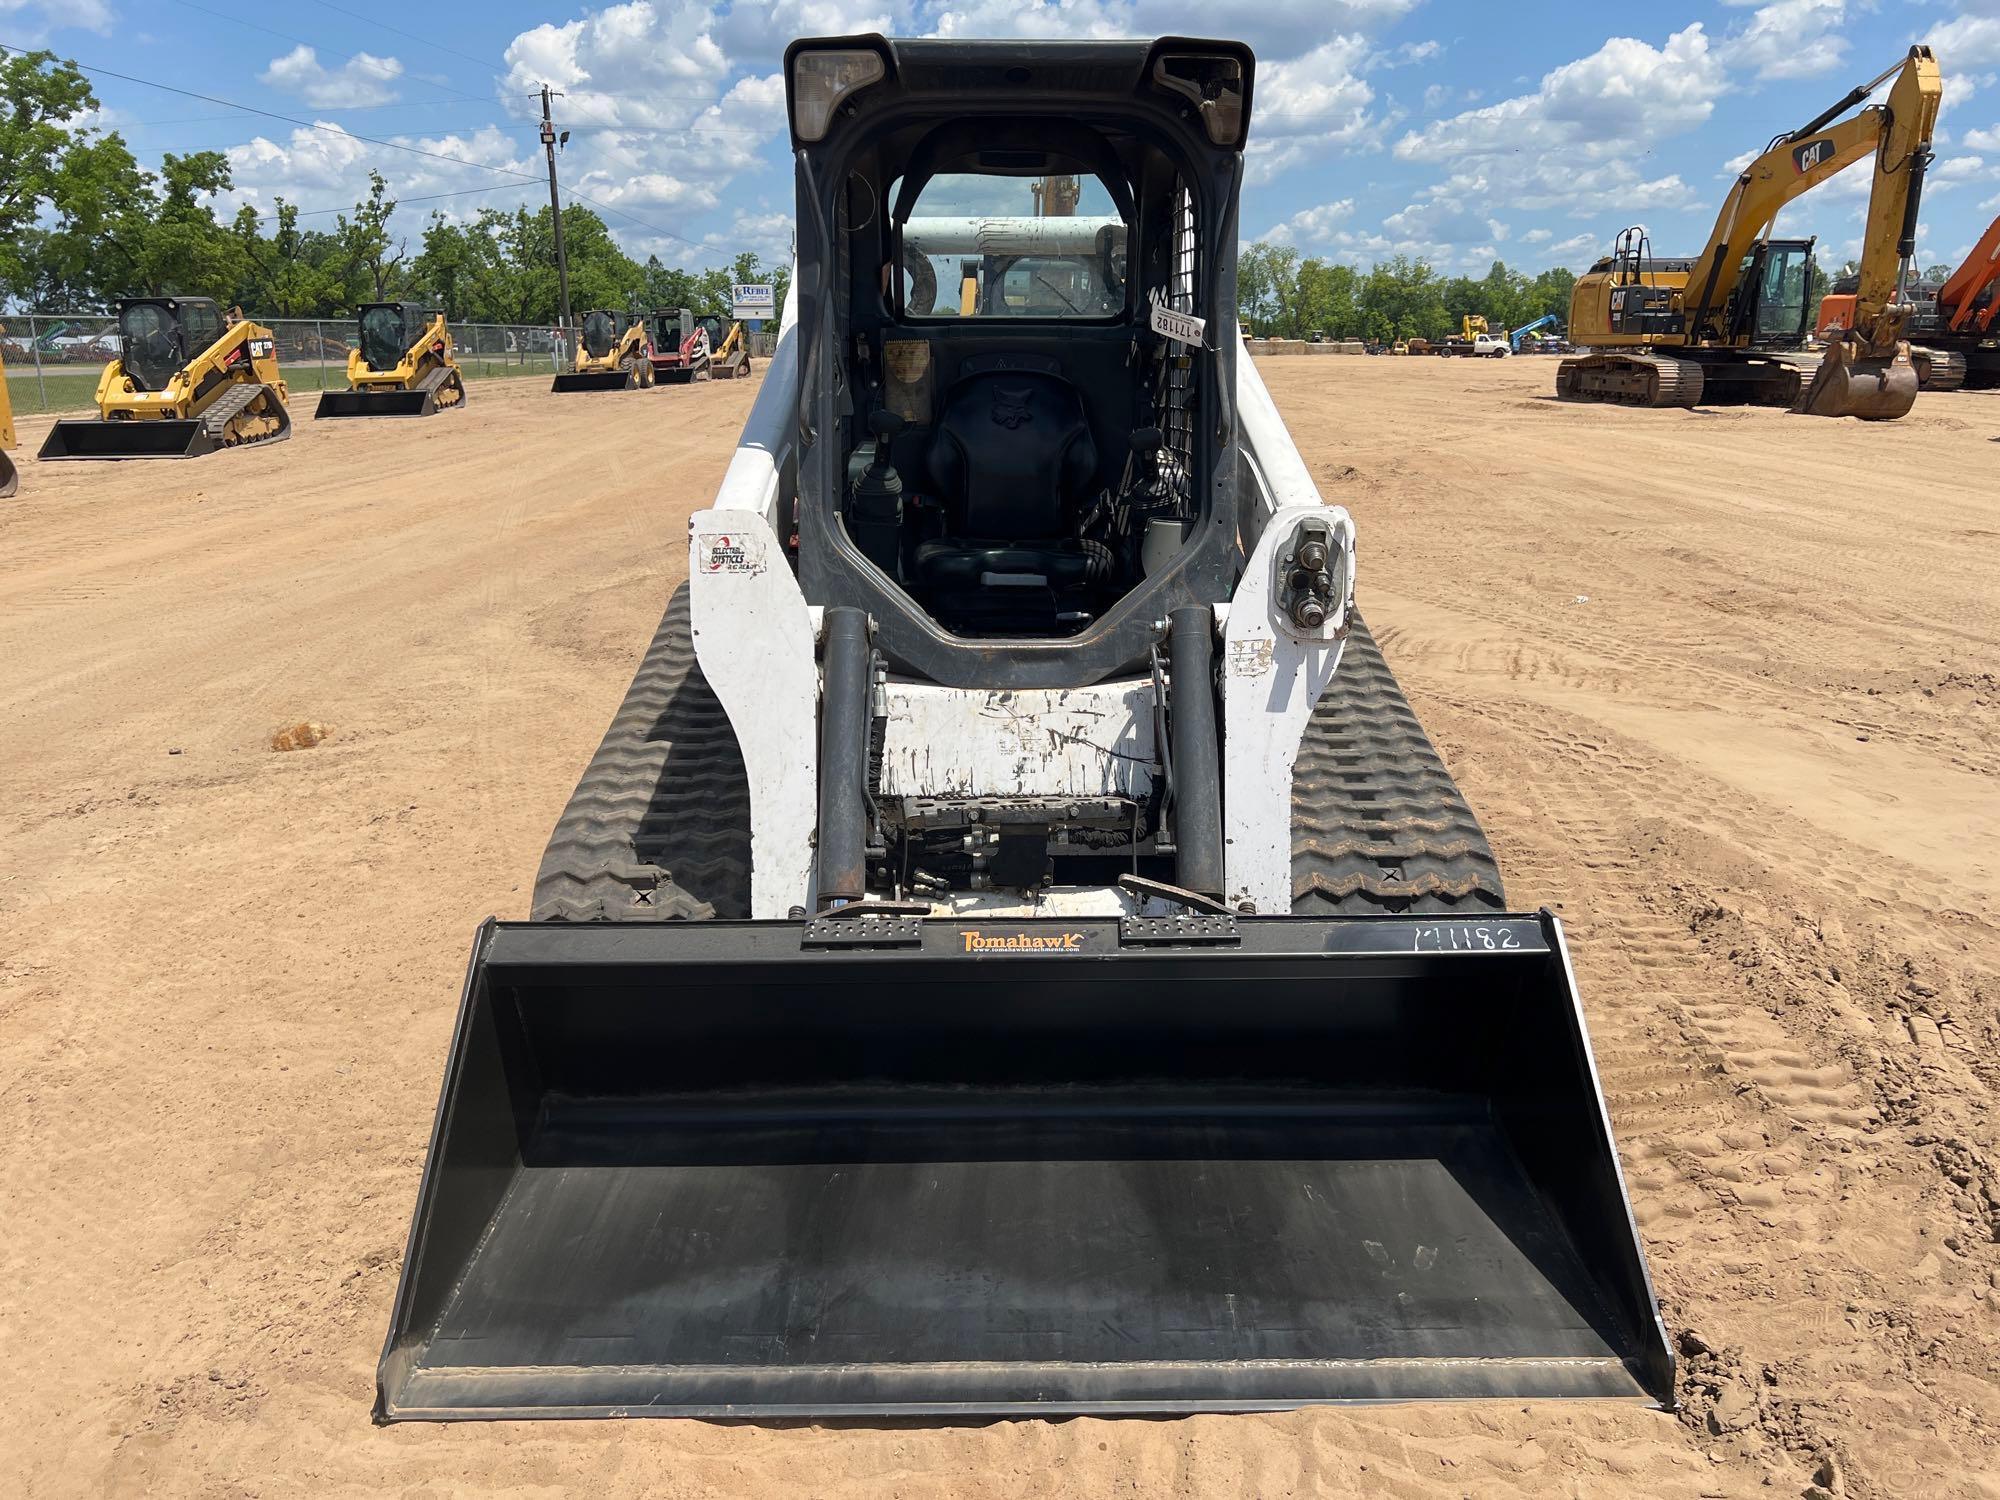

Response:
(1724, 239), (1816, 347)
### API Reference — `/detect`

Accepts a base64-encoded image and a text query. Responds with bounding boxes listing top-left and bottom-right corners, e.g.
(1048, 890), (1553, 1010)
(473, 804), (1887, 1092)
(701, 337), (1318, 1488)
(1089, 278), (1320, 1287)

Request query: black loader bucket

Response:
(551, 369), (636, 393)
(316, 387), (438, 418)
(377, 911), (1673, 1421)
(39, 417), (219, 460)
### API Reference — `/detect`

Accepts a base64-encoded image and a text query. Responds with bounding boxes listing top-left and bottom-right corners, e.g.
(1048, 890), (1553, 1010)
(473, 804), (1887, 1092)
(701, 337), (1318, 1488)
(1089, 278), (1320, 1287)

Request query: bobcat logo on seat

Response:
(990, 386), (1034, 429)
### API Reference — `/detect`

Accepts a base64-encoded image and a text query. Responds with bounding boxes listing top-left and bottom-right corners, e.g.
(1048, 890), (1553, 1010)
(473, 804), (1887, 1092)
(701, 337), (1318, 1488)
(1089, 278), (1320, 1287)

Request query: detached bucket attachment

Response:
(378, 911), (1673, 1420)
(316, 387), (438, 419)
(551, 369), (636, 393)
(1795, 337), (1919, 420)
(39, 418), (217, 460)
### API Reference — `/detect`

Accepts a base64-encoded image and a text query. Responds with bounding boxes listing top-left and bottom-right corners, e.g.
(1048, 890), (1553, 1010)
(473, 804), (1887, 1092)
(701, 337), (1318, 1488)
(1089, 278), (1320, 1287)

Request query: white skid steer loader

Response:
(378, 34), (1673, 1421)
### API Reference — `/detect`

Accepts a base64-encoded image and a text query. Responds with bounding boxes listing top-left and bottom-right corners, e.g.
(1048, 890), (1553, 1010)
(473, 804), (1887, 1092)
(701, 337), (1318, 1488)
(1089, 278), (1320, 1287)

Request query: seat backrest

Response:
(926, 369), (1098, 538)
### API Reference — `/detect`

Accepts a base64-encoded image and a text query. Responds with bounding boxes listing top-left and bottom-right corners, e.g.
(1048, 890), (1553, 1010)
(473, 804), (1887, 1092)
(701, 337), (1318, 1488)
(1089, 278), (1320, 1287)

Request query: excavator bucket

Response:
(1794, 338), (1919, 420)
(551, 370), (638, 393)
(377, 911), (1674, 1421)
(316, 387), (438, 418)
(0, 452), (15, 498)
(38, 418), (224, 460)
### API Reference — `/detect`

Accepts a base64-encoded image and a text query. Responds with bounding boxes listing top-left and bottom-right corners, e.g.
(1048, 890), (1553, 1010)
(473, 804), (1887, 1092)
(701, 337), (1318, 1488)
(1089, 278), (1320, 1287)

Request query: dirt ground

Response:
(2, 359), (1995, 1498)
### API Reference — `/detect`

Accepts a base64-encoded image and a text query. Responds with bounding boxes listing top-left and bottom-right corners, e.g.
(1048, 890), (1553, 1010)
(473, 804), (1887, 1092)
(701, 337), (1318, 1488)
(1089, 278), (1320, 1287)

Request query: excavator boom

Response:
(1796, 47), (1940, 418)
(1937, 212), (2000, 333)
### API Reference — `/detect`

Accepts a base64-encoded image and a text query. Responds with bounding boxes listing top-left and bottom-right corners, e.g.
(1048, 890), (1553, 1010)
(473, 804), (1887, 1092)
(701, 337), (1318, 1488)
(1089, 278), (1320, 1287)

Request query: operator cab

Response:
(787, 37), (1254, 661)
(651, 308), (694, 349)
(118, 296), (225, 391)
(1724, 238), (1816, 347)
(357, 303), (437, 372)
(579, 309), (620, 359)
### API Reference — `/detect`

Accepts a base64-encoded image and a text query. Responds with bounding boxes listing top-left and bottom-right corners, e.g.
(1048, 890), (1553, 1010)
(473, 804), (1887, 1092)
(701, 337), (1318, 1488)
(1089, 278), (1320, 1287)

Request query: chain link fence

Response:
(2, 313), (569, 416)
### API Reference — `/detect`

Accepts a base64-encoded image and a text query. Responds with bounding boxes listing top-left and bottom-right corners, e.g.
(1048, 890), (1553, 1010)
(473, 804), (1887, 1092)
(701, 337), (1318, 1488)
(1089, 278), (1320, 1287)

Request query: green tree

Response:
(1, 50), (152, 307)
(109, 150), (246, 299)
(1295, 258), (1358, 338)
(335, 170), (407, 302)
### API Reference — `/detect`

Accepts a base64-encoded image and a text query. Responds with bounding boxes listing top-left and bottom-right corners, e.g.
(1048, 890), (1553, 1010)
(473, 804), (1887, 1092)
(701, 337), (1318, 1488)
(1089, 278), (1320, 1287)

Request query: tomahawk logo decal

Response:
(1792, 137), (1836, 174)
(961, 929), (1085, 953)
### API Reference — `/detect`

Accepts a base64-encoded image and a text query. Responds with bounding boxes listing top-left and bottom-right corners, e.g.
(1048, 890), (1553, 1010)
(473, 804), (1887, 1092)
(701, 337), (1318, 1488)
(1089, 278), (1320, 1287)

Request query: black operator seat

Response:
(914, 362), (1101, 591)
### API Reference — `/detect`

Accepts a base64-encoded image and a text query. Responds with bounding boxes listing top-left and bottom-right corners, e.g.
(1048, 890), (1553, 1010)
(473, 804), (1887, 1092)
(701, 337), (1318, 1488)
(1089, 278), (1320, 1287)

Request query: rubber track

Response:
(1291, 612), (1507, 914)
(532, 584), (751, 921)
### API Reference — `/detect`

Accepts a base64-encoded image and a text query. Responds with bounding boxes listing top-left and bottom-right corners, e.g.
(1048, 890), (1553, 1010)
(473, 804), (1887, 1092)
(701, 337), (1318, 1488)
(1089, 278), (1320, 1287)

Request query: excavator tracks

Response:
(1555, 351), (1705, 409)
(1291, 612), (1507, 914)
(1912, 346), (1968, 391)
(533, 585), (751, 922)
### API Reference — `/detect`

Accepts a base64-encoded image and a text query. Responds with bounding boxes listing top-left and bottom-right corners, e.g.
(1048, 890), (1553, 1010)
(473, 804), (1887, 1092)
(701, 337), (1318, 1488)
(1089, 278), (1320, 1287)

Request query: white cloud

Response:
(260, 46), (405, 109)
(1264, 199), (1357, 246)
(1926, 12), (2000, 69)
(1965, 123), (2000, 153)
(222, 122), (533, 218)
(1245, 36), (1387, 183)
(0, 0), (113, 38)
(925, 0), (1418, 60)
(1726, 0), (1847, 81)
(1522, 227), (1552, 244)
(1396, 25), (1724, 163)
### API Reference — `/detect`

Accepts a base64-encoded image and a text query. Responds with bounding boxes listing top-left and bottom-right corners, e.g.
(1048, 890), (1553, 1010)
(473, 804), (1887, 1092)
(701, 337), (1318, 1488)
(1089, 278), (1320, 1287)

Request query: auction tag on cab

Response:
(1149, 302), (1207, 348)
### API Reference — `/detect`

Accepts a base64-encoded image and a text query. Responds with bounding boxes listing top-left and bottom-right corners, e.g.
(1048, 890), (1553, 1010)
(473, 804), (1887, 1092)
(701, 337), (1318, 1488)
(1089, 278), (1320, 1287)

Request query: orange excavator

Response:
(1817, 212), (2000, 389)
(1938, 213), (2000, 334)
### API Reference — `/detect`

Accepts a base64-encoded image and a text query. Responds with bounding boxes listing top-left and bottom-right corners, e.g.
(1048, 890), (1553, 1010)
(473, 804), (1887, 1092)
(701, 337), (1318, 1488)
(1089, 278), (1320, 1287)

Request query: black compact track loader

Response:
(377, 34), (1673, 1423)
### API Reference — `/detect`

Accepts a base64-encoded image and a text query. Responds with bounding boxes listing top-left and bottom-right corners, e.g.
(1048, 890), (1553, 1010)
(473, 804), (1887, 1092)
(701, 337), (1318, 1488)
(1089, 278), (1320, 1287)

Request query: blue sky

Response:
(5, 0), (2000, 276)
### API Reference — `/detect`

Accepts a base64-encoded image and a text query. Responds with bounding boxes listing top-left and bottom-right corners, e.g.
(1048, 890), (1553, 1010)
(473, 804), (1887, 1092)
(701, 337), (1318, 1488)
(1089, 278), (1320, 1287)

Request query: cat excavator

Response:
(1558, 46), (1941, 419)
(552, 309), (654, 392)
(39, 297), (292, 460)
(316, 303), (467, 418)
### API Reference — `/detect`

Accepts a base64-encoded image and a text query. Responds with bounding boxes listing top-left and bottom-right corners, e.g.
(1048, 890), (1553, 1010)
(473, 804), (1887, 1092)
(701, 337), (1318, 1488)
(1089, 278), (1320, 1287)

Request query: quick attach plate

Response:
(802, 915), (924, 949)
(1118, 913), (1240, 946)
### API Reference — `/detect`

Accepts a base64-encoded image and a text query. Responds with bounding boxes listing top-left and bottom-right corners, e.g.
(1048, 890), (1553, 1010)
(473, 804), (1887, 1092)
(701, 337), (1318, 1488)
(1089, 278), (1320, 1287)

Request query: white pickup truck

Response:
(1441, 332), (1511, 358)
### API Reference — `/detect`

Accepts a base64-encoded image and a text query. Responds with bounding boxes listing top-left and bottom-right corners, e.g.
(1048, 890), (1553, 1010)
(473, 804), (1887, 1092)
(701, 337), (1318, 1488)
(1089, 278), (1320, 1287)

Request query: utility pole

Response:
(540, 85), (573, 355)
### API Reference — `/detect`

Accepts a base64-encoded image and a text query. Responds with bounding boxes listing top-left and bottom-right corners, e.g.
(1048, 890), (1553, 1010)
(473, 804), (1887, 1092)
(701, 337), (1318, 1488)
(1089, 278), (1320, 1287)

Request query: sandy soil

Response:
(2, 360), (1995, 1498)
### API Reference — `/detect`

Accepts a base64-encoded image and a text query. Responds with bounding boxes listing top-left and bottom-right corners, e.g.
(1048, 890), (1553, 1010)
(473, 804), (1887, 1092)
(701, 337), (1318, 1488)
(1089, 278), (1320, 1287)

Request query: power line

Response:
(0, 42), (548, 187)
(302, 0), (510, 76)
(161, 0), (500, 112)
(243, 180), (527, 221)
(4, 42), (734, 254)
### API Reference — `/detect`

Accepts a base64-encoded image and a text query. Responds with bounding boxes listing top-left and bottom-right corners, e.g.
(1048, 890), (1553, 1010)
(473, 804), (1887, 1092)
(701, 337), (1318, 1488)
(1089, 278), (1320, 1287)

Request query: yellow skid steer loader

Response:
(0, 335), (17, 497)
(552, 310), (654, 392)
(316, 303), (467, 418)
(40, 297), (291, 460)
